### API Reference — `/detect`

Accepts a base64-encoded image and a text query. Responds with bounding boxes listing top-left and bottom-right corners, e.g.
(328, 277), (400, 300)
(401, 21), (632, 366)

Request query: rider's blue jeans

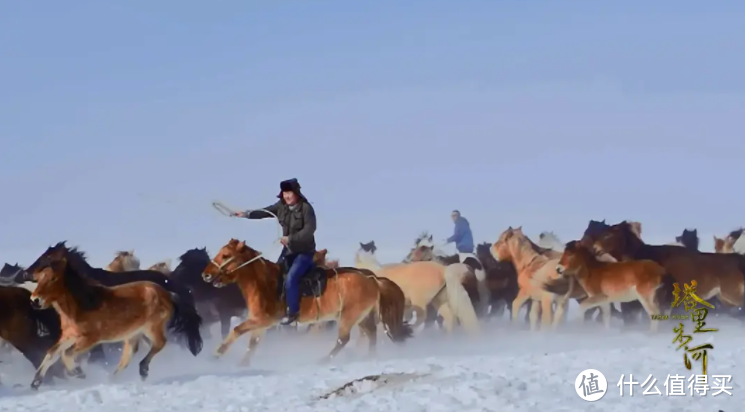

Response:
(284, 252), (315, 315)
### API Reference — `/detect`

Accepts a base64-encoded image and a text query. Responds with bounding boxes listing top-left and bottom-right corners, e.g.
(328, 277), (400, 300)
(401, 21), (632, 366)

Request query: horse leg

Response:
(321, 306), (373, 363)
(357, 313), (378, 358)
(215, 318), (264, 357)
(139, 326), (168, 380)
(87, 344), (107, 366)
(112, 337), (140, 376)
(512, 289), (530, 323)
(527, 299), (541, 331)
(31, 338), (74, 389)
(238, 329), (267, 367)
(552, 298), (568, 330)
(540, 295), (553, 330)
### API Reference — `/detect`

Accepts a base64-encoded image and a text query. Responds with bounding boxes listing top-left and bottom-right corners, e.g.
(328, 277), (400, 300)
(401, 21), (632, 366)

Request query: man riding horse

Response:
(233, 178), (317, 325)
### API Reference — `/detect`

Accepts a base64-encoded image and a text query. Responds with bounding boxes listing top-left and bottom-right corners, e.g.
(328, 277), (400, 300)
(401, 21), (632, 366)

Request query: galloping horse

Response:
(27, 245), (203, 389)
(592, 221), (745, 314)
(556, 241), (675, 332)
(354, 241), (480, 334)
(0, 286), (67, 384)
(491, 226), (574, 331)
(202, 239), (412, 365)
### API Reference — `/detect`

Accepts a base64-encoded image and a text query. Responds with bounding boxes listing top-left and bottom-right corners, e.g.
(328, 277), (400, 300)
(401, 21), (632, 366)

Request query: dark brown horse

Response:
(27, 245), (203, 389)
(591, 221), (745, 315)
(0, 286), (67, 385)
(580, 219), (645, 325)
(475, 242), (520, 318)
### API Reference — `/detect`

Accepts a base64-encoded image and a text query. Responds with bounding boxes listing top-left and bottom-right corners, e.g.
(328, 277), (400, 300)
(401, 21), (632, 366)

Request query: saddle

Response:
(276, 259), (330, 300)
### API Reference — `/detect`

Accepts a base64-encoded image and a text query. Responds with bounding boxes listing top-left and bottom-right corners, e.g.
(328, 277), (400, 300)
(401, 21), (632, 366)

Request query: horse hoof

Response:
(30, 380), (42, 390)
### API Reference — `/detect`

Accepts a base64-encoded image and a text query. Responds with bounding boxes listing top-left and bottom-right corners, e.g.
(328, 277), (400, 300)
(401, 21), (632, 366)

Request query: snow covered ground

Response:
(1, 308), (743, 411)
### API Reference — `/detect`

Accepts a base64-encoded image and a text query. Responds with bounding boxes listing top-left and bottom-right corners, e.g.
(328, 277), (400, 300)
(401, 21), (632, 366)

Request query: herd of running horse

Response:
(0, 219), (744, 390)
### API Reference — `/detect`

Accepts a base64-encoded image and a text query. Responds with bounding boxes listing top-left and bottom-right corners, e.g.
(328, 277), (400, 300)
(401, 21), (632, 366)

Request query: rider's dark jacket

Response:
(245, 179), (317, 255)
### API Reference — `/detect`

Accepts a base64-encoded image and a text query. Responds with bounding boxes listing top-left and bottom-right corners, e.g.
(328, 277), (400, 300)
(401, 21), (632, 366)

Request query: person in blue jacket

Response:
(445, 210), (474, 253)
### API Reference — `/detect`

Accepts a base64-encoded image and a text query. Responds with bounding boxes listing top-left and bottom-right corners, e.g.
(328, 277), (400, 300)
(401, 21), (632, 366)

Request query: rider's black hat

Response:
(278, 178), (307, 202)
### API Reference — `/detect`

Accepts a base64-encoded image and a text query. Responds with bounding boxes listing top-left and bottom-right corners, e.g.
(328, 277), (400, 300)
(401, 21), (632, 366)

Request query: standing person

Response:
(233, 178), (317, 325)
(445, 210), (474, 254)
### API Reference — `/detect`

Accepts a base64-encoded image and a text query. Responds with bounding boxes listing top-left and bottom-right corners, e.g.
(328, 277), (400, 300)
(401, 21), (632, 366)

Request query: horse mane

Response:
(58, 246), (109, 311)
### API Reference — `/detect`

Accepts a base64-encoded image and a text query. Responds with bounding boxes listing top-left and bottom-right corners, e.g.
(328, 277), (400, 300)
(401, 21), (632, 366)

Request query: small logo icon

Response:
(575, 369), (608, 402)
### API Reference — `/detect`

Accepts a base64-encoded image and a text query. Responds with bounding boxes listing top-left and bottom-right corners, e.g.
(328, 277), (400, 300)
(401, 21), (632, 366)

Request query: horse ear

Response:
(515, 226), (523, 231)
(507, 226), (513, 230)
(236, 240), (246, 251)
(692, 229), (697, 234)
(359, 242), (364, 248)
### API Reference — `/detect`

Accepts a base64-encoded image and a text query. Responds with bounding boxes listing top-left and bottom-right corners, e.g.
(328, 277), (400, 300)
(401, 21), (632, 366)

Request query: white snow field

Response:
(0, 312), (743, 412)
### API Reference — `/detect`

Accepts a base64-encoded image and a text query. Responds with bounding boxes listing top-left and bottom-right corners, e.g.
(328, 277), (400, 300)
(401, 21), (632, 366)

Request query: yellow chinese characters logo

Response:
(671, 280), (717, 376)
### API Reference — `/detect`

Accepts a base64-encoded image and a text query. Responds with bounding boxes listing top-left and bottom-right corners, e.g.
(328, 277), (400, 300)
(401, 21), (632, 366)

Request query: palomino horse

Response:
(592, 221), (745, 313)
(27, 246), (203, 389)
(405, 232), (491, 317)
(491, 227), (574, 331)
(355, 241), (480, 334)
(148, 259), (172, 275)
(202, 239), (413, 365)
(556, 241), (675, 332)
(105, 250), (141, 272)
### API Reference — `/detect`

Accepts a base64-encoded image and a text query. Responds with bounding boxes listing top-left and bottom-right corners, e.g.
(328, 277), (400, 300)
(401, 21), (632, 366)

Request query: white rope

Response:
(210, 201), (287, 276)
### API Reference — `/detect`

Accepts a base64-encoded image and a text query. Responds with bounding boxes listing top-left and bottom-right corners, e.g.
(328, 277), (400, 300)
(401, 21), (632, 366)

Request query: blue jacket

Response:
(447, 216), (474, 253)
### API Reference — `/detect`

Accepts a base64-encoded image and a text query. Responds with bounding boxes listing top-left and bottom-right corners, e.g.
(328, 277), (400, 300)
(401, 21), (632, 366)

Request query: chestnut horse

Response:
(202, 239), (412, 365)
(491, 226), (576, 331)
(592, 221), (745, 313)
(27, 246), (203, 389)
(556, 241), (675, 331)
(580, 219), (646, 324)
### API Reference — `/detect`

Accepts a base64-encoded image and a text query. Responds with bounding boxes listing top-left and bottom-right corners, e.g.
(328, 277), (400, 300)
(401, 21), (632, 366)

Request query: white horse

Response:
(537, 231), (566, 252)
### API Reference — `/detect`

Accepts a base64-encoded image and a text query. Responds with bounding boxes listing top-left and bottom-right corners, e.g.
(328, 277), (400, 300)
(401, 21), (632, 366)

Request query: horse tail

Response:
(462, 256), (491, 315)
(167, 292), (204, 356)
(441, 263), (480, 335)
(371, 276), (413, 343)
(654, 273), (677, 314)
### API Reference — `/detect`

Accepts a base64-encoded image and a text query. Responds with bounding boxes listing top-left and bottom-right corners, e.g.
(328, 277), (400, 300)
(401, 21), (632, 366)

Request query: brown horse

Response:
(105, 250), (141, 272)
(580, 219), (646, 324)
(27, 247), (203, 390)
(556, 241), (675, 331)
(202, 239), (412, 365)
(0, 286), (67, 384)
(593, 221), (745, 312)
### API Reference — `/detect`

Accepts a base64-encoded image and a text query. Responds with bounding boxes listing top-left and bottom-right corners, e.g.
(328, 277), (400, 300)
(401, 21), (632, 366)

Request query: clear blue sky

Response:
(2, 1), (744, 267)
